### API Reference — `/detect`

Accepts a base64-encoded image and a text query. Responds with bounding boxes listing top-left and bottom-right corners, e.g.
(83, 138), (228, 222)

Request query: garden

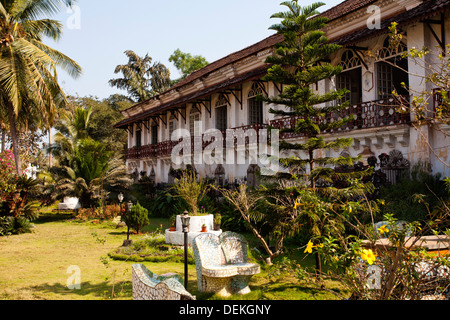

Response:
(0, 0), (449, 302)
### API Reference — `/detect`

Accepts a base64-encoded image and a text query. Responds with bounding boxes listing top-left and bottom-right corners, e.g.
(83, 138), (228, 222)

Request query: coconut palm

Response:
(109, 50), (171, 102)
(0, 0), (82, 174)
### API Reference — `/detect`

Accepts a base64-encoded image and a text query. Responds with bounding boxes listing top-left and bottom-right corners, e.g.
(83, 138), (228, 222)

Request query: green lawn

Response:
(0, 213), (348, 300)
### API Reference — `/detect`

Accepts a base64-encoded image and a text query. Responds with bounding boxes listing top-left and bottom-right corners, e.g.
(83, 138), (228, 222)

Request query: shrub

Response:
(123, 202), (149, 234)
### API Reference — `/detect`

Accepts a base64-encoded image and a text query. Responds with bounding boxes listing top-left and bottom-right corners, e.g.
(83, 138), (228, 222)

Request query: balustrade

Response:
(127, 98), (409, 160)
(270, 97), (410, 139)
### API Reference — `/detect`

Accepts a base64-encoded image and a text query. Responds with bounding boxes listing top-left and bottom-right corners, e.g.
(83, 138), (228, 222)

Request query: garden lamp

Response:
(118, 192), (124, 216)
(181, 211), (190, 290)
(123, 201), (133, 246)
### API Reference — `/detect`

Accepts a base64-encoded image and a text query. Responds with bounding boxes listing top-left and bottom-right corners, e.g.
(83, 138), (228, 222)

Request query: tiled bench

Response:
(132, 264), (195, 300)
(192, 232), (260, 297)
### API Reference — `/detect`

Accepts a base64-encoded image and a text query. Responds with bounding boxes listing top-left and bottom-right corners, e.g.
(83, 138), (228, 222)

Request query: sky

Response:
(49, 0), (343, 100)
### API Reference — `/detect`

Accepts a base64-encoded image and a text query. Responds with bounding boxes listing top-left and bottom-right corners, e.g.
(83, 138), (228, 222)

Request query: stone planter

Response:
(165, 214), (222, 246)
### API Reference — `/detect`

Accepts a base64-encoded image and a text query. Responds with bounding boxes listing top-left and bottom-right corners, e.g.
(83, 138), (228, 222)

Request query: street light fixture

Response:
(123, 200), (133, 247)
(181, 211), (190, 290)
(118, 192), (124, 216)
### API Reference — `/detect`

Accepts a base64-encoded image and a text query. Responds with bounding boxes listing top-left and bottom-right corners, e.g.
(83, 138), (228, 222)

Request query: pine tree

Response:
(259, 1), (371, 274)
(262, 1), (359, 189)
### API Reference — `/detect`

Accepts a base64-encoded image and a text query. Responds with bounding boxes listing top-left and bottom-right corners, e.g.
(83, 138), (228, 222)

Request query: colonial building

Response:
(114, 0), (450, 185)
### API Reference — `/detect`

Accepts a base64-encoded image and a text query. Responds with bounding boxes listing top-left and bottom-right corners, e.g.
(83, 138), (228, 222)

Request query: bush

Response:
(0, 216), (34, 236)
(123, 202), (149, 234)
(379, 164), (445, 222)
(75, 205), (121, 221)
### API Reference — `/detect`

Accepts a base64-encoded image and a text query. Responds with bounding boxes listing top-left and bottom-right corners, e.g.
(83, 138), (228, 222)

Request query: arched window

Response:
(376, 37), (409, 100)
(338, 50), (362, 71)
(215, 94), (228, 132)
(336, 50), (362, 105)
(248, 83), (265, 125)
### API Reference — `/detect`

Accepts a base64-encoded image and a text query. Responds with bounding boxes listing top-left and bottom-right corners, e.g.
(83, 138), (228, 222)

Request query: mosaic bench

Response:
(132, 264), (195, 300)
(192, 232), (260, 297)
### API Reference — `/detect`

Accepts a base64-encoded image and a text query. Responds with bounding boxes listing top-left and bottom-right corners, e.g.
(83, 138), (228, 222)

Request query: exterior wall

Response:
(123, 0), (450, 184)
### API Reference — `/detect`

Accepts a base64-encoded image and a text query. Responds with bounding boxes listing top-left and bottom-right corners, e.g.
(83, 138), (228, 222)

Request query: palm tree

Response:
(48, 105), (92, 166)
(109, 50), (171, 102)
(51, 138), (132, 208)
(0, 0), (82, 175)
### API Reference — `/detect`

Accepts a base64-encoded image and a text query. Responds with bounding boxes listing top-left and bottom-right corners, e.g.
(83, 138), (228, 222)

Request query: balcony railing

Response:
(270, 97), (410, 139)
(126, 98), (410, 160)
(127, 124), (269, 161)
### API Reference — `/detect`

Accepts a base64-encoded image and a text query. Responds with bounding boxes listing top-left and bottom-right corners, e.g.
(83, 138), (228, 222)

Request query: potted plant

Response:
(214, 213), (221, 231)
(201, 224), (207, 232)
(169, 215), (176, 232)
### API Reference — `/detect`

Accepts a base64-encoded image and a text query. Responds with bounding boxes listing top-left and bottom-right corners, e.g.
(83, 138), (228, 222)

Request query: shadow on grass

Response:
(26, 281), (133, 300)
(34, 213), (75, 225)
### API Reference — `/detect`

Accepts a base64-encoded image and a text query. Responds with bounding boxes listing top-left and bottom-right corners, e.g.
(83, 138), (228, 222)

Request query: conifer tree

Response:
(262, 1), (359, 189)
(259, 1), (371, 274)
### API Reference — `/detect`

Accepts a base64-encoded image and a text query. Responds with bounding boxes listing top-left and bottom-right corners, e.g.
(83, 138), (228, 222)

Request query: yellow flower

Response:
(304, 240), (314, 254)
(294, 199), (301, 210)
(360, 249), (377, 265)
(378, 225), (389, 235)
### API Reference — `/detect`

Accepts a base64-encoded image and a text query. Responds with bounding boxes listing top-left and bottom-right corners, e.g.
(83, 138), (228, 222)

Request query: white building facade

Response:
(115, 0), (450, 185)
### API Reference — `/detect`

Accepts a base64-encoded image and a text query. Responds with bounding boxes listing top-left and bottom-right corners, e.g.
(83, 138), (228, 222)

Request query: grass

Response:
(0, 212), (349, 300)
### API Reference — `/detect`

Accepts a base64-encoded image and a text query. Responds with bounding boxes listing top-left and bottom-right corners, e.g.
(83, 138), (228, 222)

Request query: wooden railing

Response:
(127, 98), (410, 160)
(270, 97), (410, 139)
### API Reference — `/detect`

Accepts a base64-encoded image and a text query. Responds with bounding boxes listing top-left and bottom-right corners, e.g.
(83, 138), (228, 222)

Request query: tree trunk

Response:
(1, 130), (5, 153)
(7, 103), (22, 175)
(48, 127), (52, 168)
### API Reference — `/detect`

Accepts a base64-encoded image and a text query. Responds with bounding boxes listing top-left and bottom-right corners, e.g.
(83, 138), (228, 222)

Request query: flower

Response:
(378, 225), (389, 235)
(360, 249), (377, 265)
(294, 199), (301, 210)
(304, 240), (314, 254)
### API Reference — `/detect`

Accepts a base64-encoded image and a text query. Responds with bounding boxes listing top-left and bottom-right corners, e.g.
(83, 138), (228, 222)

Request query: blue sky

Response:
(50, 0), (343, 100)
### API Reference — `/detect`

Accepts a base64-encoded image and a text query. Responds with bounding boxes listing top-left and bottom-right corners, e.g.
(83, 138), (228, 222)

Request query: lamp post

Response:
(123, 200), (133, 247)
(118, 192), (124, 216)
(180, 211), (190, 290)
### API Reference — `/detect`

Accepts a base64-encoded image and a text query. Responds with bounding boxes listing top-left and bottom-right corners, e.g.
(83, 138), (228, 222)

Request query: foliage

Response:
(275, 185), (450, 300)
(379, 163), (446, 222)
(75, 205), (121, 221)
(109, 50), (171, 102)
(0, 0), (82, 174)
(384, 22), (450, 169)
(169, 49), (209, 83)
(261, 1), (360, 188)
(0, 149), (16, 200)
(172, 171), (209, 216)
(46, 102), (132, 208)
(123, 201), (149, 234)
(244, 1), (370, 271)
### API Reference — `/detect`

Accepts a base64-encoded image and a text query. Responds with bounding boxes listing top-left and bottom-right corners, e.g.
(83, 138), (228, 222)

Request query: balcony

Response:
(126, 99), (409, 161)
(270, 97), (410, 139)
(126, 124), (269, 161)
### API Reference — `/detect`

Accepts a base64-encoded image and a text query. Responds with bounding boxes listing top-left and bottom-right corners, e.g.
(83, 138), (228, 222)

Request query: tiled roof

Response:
(318, 0), (379, 21)
(169, 33), (283, 91)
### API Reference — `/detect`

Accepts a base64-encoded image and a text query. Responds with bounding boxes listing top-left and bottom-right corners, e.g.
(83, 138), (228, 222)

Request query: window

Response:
(336, 50), (362, 105)
(136, 130), (142, 148)
(151, 125), (158, 145)
(248, 83), (265, 125)
(169, 114), (177, 140)
(376, 37), (409, 100)
(215, 94), (228, 132)
(190, 106), (201, 136)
